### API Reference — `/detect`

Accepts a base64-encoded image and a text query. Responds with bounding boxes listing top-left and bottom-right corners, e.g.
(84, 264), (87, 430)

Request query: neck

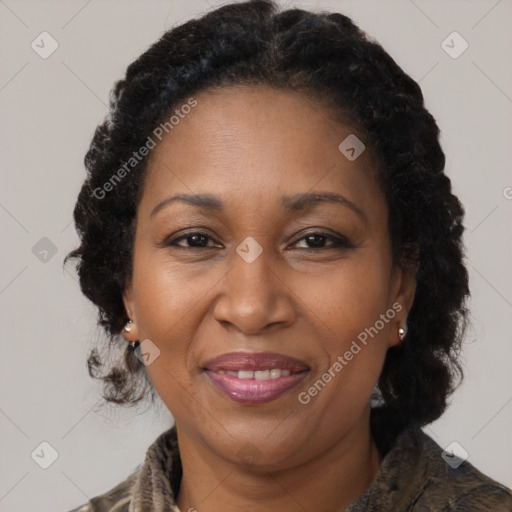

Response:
(175, 411), (381, 512)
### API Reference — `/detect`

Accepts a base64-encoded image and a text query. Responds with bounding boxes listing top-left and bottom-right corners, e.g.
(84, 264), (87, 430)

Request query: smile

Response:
(204, 369), (309, 404)
(202, 351), (310, 404)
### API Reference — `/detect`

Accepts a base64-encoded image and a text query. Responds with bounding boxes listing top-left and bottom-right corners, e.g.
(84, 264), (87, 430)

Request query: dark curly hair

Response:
(64, 0), (469, 434)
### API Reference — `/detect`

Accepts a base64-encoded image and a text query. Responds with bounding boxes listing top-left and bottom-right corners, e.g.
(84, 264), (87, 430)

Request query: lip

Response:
(202, 351), (310, 372)
(202, 351), (310, 405)
(205, 370), (308, 404)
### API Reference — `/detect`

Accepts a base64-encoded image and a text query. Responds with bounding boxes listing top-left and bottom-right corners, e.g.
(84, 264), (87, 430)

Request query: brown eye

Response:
(166, 232), (219, 249)
(293, 232), (350, 250)
(163, 230), (350, 251)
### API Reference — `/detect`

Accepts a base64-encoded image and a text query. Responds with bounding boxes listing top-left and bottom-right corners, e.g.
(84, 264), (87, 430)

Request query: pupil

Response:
(191, 235), (207, 246)
(307, 235), (325, 248)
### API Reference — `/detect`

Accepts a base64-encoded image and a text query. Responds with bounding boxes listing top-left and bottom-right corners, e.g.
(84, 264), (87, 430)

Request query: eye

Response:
(166, 231), (220, 249)
(292, 231), (351, 250)
(163, 230), (350, 250)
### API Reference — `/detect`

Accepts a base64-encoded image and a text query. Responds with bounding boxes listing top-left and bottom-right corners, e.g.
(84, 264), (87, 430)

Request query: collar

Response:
(128, 425), (181, 512)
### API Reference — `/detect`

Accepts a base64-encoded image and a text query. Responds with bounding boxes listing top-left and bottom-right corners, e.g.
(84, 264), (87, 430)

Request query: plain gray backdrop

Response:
(0, 1), (511, 511)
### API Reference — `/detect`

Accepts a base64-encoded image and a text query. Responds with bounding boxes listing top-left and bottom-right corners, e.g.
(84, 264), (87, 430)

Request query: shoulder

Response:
(414, 430), (512, 511)
(65, 466), (140, 512)
(65, 425), (181, 512)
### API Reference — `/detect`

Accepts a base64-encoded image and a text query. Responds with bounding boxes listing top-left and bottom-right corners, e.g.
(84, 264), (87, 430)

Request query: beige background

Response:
(0, 0), (511, 510)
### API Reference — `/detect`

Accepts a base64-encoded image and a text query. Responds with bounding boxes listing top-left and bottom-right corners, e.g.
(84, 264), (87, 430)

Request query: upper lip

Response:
(202, 351), (310, 372)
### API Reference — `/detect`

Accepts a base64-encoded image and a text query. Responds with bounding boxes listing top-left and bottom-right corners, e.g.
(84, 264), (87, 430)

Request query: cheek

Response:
(130, 259), (203, 415)
(129, 247), (198, 372)
(132, 241), (210, 332)
(303, 249), (392, 331)
(300, 250), (393, 394)
(133, 274), (201, 363)
(129, 244), (231, 388)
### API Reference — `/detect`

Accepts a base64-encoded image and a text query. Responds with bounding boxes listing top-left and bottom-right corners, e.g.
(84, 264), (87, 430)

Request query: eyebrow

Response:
(149, 192), (365, 220)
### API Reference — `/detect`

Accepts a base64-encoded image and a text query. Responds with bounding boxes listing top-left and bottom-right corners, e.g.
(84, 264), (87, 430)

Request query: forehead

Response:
(139, 85), (382, 218)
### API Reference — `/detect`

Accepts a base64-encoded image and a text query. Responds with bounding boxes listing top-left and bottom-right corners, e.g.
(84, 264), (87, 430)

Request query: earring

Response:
(398, 324), (407, 341)
(124, 320), (133, 332)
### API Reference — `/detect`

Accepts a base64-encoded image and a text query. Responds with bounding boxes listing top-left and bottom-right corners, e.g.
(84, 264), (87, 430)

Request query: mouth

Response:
(202, 351), (310, 405)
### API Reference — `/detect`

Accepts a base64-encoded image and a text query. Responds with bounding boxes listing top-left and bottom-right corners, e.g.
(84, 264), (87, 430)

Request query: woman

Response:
(65, 1), (512, 510)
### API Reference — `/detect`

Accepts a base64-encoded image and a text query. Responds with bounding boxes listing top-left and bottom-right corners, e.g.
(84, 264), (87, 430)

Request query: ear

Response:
(388, 264), (417, 348)
(121, 281), (139, 342)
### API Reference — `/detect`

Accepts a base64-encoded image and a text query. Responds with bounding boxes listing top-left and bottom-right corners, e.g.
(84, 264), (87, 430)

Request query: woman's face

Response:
(123, 85), (415, 469)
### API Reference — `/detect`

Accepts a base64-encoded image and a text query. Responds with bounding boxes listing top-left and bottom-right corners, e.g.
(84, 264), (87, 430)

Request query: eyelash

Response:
(164, 230), (351, 251)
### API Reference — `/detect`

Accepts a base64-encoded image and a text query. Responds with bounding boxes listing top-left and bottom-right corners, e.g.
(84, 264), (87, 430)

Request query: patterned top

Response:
(67, 424), (512, 511)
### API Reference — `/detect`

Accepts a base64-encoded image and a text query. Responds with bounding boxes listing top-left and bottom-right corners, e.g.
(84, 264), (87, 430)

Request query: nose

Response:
(212, 244), (296, 335)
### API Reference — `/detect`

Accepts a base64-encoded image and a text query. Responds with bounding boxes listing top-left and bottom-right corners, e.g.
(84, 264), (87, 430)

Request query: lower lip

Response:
(204, 370), (309, 404)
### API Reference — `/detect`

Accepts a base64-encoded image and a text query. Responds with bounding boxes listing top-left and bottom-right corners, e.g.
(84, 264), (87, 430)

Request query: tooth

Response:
(238, 370), (254, 379)
(270, 369), (282, 379)
(255, 370), (270, 380)
(217, 370), (226, 374)
(281, 370), (291, 377)
(226, 371), (238, 377)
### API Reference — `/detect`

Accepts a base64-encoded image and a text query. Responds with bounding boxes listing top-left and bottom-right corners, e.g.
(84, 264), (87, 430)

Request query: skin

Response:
(122, 85), (416, 512)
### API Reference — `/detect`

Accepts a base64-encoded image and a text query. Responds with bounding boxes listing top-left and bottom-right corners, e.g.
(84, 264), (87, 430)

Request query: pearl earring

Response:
(124, 320), (133, 332)
(398, 324), (407, 341)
